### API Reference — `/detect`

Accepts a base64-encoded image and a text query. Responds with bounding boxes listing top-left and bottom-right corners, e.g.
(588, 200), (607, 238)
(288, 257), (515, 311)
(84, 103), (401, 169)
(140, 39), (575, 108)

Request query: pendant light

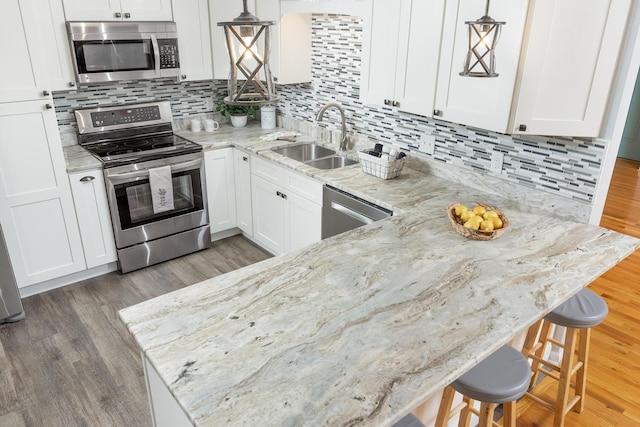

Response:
(460, 0), (505, 77)
(217, 0), (279, 106)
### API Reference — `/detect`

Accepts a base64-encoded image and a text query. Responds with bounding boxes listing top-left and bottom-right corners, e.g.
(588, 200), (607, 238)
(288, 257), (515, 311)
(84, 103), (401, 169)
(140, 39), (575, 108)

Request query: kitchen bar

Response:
(119, 139), (640, 426)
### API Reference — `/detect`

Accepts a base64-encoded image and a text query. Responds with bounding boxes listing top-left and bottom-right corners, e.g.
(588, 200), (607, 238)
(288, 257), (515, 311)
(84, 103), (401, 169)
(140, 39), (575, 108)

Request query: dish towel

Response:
(149, 165), (174, 214)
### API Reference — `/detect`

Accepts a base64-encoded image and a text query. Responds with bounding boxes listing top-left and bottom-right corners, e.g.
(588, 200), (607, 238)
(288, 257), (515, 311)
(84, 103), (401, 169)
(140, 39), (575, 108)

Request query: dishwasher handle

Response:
(330, 201), (375, 225)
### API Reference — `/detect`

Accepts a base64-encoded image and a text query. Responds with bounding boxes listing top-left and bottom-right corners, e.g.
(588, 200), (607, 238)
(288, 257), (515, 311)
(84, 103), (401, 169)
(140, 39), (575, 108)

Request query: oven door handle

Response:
(151, 35), (160, 75)
(106, 158), (202, 184)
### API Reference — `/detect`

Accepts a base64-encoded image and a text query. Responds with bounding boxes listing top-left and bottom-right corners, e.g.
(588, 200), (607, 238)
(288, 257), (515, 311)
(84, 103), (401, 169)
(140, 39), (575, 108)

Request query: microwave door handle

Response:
(106, 159), (203, 184)
(151, 35), (160, 75)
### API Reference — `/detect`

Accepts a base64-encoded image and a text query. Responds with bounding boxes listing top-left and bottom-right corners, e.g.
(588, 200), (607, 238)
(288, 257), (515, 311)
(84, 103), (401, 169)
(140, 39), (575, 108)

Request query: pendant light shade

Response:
(217, 0), (279, 106)
(460, 0), (505, 77)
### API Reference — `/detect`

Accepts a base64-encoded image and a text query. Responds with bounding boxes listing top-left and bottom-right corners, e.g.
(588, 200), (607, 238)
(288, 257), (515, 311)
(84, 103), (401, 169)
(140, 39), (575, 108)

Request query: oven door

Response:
(104, 152), (209, 249)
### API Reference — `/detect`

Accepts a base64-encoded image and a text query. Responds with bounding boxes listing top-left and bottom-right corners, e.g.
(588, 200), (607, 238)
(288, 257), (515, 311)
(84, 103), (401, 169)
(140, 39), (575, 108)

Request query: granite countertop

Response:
(116, 125), (640, 426)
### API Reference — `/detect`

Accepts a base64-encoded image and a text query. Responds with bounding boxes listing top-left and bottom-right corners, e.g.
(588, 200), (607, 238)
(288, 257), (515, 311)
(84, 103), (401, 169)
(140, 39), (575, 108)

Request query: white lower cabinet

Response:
(143, 356), (192, 427)
(68, 170), (117, 269)
(0, 101), (85, 287)
(233, 149), (253, 236)
(205, 148), (237, 235)
(251, 156), (322, 256)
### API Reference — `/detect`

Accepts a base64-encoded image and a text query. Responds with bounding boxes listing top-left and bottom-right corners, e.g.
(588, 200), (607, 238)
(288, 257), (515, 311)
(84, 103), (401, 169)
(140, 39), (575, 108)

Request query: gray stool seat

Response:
(545, 288), (608, 328)
(452, 345), (530, 404)
(392, 413), (425, 427)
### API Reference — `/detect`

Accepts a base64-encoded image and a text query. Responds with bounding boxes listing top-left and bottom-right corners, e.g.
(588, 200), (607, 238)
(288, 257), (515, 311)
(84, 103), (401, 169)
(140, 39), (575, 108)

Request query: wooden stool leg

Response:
(530, 320), (553, 387)
(478, 402), (494, 427)
(521, 319), (543, 360)
(458, 396), (473, 427)
(434, 386), (456, 427)
(575, 327), (591, 413)
(554, 327), (579, 427)
(502, 401), (517, 427)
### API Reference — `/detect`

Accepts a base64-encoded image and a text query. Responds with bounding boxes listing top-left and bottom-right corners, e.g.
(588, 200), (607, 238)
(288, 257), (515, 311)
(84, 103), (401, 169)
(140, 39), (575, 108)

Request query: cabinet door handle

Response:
(124, 12), (131, 18)
(181, 74), (187, 80)
(43, 90), (50, 96)
(276, 190), (282, 198)
(384, 99), (390, 106)
(115, 12), (122, 18)
(242, 156), (248, 161)
(69, 82), (76, 88)
(518, 124), (527, 132)
(281, 192), (287, 200)
(392, 101), (399, 107)
(79, 176), (95, 182)
(433, 109), (442, 117)
(45, 103), (53, 109)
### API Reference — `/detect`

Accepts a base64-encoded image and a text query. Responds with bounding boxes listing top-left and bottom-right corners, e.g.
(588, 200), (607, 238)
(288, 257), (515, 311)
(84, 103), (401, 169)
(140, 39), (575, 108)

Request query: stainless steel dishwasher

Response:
(322, 185), (393, 239)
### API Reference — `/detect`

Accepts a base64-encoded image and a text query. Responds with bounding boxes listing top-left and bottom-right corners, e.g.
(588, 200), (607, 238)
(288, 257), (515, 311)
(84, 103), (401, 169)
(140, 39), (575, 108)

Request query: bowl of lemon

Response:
(447, 202), (509, 240)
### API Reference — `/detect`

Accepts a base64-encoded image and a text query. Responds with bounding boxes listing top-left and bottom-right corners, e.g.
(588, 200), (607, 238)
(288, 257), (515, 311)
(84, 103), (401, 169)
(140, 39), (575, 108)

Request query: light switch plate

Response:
(419, 135), (436, 155)
(490, 152), (504, 174)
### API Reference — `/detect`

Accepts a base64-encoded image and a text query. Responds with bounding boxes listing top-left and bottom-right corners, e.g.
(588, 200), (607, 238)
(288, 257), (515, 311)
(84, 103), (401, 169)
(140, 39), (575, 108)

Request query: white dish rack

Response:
(357, 150), (406, 180)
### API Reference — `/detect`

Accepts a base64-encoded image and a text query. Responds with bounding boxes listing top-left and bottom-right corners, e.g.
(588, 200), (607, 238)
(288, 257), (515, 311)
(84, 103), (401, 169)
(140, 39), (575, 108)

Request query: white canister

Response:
(190, 119), (202, 132)
(260, 106), (276, 130)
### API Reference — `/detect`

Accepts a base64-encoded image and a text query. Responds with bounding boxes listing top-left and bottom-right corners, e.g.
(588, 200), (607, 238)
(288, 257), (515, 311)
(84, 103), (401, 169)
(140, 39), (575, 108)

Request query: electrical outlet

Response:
(419, 135), (436, 155)
(490, 152), (504, 174)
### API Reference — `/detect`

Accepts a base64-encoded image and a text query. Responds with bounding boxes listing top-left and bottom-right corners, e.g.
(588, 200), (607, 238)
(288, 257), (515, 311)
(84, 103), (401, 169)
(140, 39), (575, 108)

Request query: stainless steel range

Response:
(75, 101), (209, 273)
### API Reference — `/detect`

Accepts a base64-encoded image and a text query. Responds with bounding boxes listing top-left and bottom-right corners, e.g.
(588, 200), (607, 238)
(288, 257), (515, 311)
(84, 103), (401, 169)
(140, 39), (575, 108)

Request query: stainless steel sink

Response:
(305, 155), (358, 169)
(272, 143), (335, 162)
(271, 143), (358, 169)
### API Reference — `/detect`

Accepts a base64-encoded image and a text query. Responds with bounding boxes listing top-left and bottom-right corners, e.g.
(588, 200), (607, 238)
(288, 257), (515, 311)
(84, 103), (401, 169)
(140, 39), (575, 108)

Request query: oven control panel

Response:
(90, 106), (162, 128)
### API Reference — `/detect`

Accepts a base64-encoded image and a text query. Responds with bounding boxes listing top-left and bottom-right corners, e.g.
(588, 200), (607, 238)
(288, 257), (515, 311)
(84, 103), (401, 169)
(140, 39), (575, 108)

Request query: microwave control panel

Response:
(158, 40), (180, 69)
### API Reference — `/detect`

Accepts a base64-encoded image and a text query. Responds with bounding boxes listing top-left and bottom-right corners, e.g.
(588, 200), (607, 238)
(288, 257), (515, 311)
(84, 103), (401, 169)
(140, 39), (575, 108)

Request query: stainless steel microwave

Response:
(66, 21), (180, 84)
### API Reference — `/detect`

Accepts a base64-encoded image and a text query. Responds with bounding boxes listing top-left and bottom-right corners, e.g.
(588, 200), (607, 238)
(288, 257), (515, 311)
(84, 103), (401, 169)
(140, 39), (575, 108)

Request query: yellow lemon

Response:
(483, 210), (499, 220)
(460, 210), (475, 222)
(472, 205), (486, 216)
(480, 219), (495, 231)
(464, 219), (480, 230)
(455, 205), (469, 217)
(491, 217), (503, 229)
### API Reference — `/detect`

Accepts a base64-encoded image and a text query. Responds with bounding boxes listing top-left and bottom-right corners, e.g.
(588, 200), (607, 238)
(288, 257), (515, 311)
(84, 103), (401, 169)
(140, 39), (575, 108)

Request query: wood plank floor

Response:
(0, 236), (271, 427)
(1, 159), (639, 426)
(517, 157), (640, 426)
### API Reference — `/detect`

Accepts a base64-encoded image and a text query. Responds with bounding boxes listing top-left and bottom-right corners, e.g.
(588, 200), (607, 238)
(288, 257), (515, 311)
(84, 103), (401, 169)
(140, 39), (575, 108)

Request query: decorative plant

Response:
(216, 95), (258, 119)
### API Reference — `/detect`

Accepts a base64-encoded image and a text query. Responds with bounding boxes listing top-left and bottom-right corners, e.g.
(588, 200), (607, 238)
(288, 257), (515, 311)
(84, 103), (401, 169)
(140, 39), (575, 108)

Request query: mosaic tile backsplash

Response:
(52, 14), (605, 204)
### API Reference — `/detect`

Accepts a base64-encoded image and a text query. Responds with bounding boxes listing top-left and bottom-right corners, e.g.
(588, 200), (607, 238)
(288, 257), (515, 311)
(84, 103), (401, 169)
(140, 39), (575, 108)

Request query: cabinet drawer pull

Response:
(79, 176), (95, 182)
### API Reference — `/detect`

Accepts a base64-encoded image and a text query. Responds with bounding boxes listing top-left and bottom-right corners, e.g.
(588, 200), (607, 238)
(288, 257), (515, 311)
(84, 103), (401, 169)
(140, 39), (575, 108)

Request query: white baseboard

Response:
(19, 262), (119, 298)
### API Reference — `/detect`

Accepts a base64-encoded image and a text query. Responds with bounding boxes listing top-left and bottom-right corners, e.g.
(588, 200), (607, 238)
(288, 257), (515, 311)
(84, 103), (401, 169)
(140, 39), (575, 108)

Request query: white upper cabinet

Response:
(361, 0), (445, 116)
(211, 0), (312, 84)
(434, 0), (529, 132)
(173, 0), (213, 82)
(36, 0), (77, 92)
(256, 0), (312, 85)
(0, 0), (52, 103)
(510, 0), (632, 137)
(62, 0), (173, 21)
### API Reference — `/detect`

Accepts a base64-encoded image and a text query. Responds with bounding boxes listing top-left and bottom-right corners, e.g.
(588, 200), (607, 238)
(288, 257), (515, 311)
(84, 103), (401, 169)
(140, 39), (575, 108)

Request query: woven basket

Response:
(447, 202), (510, 241)
(357, 150), (405, 180)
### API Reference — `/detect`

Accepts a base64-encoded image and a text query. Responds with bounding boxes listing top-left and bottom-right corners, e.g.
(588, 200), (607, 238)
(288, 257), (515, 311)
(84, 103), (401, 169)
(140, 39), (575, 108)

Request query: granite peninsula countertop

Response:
(113, 125), (640, 426)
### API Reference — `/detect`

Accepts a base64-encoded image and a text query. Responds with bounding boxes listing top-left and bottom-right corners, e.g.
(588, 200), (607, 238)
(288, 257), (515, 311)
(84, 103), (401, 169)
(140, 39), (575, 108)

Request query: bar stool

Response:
(521, 288), (608, 426)
(393, 413), (425, 427)
(435, 345), (530, 427)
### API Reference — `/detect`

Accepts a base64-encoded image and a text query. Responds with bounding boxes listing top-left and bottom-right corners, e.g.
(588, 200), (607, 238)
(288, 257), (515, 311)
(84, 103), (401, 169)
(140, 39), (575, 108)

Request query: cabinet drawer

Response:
(284, 170), (322, 206)
(252, 156), (284, 185)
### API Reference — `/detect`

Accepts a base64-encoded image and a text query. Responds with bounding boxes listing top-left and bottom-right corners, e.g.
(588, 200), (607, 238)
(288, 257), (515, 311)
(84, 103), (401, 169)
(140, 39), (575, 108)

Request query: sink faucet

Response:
(315, 102), (348, 152)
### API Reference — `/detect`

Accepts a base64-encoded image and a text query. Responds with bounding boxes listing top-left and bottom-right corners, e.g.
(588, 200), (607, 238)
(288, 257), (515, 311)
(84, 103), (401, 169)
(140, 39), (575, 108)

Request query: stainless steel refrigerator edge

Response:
(0, 225), (25, 323)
